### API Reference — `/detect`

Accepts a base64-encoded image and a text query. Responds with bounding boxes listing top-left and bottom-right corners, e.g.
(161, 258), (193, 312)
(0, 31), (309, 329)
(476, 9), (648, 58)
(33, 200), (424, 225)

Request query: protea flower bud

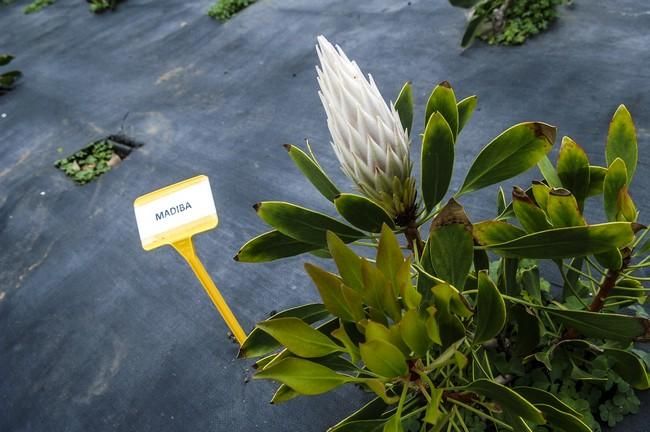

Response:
(316, 35), (417, 225)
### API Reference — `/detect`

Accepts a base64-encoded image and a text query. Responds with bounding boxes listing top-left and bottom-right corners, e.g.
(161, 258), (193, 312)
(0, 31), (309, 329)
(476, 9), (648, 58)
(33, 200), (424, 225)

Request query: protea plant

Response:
(235, 37), (648, 431)
(316, 36), (417, 226)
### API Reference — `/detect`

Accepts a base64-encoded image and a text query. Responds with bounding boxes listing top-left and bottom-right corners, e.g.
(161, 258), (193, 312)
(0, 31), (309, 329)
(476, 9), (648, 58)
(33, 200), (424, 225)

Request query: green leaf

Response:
(360, 340), (408, 378)
(514, 387), (582, 418)
(305, 263), (365, 322)
(327, 231), (364, 292)
(270, 384), (300, 404)
(604, 348), (650, 390)
(586, 165), (607, 197)
(376, 224), (404, 294)
(421, 112), (455, 212)
(254, 357), (352, 395)
(464, 379), (545, 424)
(457, 95), (478, 134)
(335, 193), (395, 233)
(496, 187), (507, 216)
(450, 0), (481, 7)
(458, 122), (556, 196)
(328, 397), (388, 432)
(427, 199), (474, 289)
(365, 321), (408, 353)
(594, 248), (622, 270)
(557, 136), (590, 210)
(424, 388), (444, 425)
(544, 308), (650, 341)
(537, 155), (563, 188)
(394, 82), (414, 136)
(512, 186), (552, 233)
(606, 104), (637, 183)
(473, 221), (526, 245)
(474, 271), (506, 344)
(400, 309), (432, 356)
(531, 181), (551, 211)
(332, 323), (361, 364)
(362, 260), (401, 322)
(425, 81), (458, 140)
(239, 304), (330, 358)
(284, 144), (339, 201)
(546, 188), (585, 228)
(235, 230), (319, 262)
(478, 222), (640, 259)
(461, 13), (487, 48)
(0, 55), (14, 66)
(604, 158), (636, 222)
(255, 201), (365, 246)
(535, 404), (590, 432)
(256, 317), (342, 358)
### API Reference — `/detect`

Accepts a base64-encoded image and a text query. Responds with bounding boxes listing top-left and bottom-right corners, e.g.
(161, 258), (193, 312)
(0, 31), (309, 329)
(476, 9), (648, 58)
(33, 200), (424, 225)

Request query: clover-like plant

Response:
(450, 0), (567, 48)
(0, 55), (22, 95)
(236, 36), (648, 431)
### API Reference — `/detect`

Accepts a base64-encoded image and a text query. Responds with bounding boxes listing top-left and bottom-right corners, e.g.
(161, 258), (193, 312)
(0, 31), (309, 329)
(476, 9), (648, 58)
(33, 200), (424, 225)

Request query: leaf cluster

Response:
(237, 79), (649, 431)
(54, 138), (120, 184)
(451, 0), (567, 48)
(0, 54), (22, 95)
(207, 0), (256, 21)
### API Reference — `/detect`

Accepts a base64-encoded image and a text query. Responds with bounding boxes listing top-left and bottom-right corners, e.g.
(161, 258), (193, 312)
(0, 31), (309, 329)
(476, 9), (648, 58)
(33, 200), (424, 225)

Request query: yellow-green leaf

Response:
(556, 136), (590, 209)
(256, 317), (342, 358)
(474, 221), (526, 245)
(360, 340), (408, 378)
(376, 224), (405, 294)
(606, 104), (637, 183)
(512, 187), (551, 233)
(586, 165), (607, 197)
(425, 81), (458, 140)
(255, 357), (352, 395)
(400, 309), (432, 356)
(604, 158), (636, 222)
(305, 263), (365, 322)
(327, 231), (364, 292)
(546, 188), (585, 228)
(457, 95), (478, 134)
(459, 122), (556, 196)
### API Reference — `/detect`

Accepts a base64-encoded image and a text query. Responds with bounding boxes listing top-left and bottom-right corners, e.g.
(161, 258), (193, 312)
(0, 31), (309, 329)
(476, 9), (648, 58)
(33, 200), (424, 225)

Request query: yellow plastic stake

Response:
(133, 175), (247, 345)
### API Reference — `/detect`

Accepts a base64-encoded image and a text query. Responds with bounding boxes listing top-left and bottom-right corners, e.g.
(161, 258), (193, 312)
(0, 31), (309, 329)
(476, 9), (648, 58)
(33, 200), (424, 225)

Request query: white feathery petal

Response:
(315, 35), (416, 220)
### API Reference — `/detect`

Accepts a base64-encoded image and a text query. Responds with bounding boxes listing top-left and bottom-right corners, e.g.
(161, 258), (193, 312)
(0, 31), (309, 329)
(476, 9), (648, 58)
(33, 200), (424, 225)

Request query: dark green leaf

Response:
(604, 348), (650, 390)
(464, 379), (544, 424)
(0, 55), (14, 66)
(427, 200), (473, 289)
(458, 122), (556, 196)
(535, 404), (590, 432)
(335, 193), (395, 233)
(461, 13), (487, 48)
(586, 165), (607, 197)
(474, 270), (506, 344)
(239, 304), (330, 358)
(328, 397), (388, 432)
(235, 230), (319, 262)
(421, 112), (455, 212)
(255, 201), (365, 246)
(514, 387), (582, 418)
(545, 308), (650, 341)
(478, 222), (640, 259)
(394, 82), (414, 136)
(285, 144), (340, 201)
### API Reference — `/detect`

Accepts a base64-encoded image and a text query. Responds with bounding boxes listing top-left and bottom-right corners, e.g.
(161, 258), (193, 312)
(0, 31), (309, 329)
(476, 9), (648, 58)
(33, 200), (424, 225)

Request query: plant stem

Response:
(564, 248), (631, 339)
(405, 220), (425, 256)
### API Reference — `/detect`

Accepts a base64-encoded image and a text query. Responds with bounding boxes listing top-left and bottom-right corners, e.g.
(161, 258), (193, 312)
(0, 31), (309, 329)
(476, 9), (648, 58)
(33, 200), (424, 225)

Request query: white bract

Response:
(316, 35), (417, 223)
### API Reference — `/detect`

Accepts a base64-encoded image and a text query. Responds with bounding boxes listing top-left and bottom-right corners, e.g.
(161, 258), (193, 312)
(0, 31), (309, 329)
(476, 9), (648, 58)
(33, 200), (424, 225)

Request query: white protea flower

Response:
(316, 35), (417, 225)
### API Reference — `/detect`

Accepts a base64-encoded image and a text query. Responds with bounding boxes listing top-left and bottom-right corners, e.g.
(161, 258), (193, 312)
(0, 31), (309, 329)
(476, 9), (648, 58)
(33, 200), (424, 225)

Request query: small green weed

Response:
(0, 55), (22, 95)
(55, 138), (121, 184)
(87, 0), (121, 13)
(24, 0), (54, 14)
(208, 0), (256, 21)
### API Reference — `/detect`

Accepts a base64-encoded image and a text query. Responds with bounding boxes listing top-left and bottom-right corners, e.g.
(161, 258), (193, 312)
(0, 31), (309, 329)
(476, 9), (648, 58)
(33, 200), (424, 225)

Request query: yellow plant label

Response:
(133, 175), (218, 250)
